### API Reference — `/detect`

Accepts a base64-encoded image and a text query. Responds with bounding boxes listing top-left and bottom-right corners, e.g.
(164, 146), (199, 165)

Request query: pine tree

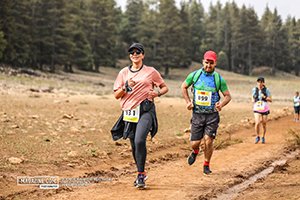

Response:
(188, 0), (205, 61)
(284, 17), (300, 75)
(156, 0), (186, 77)
(88, 0), (119, 71)
(121, 0), (144, 45)
(221, 2), (239, 71)
(0, 0), (15, 65)
(136, 0), (160, 67)
(0, 31), (6, 60)
(235, 6), (262, 75)
(0, 0), (32, 67)
(33, 0), (74, 72)
(296, 19), (300, 76)
(179, 2), (192, 67)
(260, 7), (289, 74)
(202, 2), (223, 53)
(65, 0), (94, 72)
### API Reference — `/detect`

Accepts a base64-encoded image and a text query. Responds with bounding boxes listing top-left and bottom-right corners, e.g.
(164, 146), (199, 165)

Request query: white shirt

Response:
(294, 96), (300, 107)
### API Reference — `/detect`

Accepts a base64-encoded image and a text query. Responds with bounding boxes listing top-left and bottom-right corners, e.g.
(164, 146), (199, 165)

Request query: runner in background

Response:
(252, 77), (272, 144)
(181, 50), (231, 175)
(111, 43), (168, 189)
(293, 91), (300, 122)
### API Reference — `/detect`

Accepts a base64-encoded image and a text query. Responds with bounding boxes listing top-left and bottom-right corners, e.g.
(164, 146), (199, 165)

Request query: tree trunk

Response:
(63, 64), (73, 73)
(295, 62), (300, 76)
(228, 42), (232, 71)
(164, 66), (169, 78)
(248, 41), (252, 75)
(271, 38), (276, 75)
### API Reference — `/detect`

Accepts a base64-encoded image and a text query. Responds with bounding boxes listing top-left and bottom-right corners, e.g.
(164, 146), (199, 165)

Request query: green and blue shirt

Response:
(185, 69), (228, 113)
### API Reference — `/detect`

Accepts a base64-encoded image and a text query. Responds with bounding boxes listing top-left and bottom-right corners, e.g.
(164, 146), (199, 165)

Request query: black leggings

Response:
(129, 112), (153, 172)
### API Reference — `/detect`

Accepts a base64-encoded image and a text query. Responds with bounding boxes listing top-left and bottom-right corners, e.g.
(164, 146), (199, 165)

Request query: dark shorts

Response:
(254, 110), (270, 115)
(294, 106), (300, 114)
(190, 112), (220, 141)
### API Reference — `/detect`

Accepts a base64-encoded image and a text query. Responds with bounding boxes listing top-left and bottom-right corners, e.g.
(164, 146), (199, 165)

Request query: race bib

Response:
(123, 105), (140, 123)
(195, 90), (212, 106)
(253, 101), (269, 112)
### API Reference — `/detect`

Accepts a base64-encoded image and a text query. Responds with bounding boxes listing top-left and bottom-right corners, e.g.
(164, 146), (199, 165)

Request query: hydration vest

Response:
(253, 86), (268, 102)
(191, 68), (221, 92)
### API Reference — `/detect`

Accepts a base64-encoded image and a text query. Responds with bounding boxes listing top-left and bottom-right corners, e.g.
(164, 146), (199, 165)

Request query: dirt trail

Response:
(235, 154), (300, 200)
(29, 115), (297, 200)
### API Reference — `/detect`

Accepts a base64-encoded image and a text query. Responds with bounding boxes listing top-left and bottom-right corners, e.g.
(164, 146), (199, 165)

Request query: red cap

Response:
(204, 50), (217, 62)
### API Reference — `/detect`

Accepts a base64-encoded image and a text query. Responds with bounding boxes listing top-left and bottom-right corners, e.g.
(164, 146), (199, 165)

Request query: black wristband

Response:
(125, 80), (132, 93)
(157, 91), (161, 97)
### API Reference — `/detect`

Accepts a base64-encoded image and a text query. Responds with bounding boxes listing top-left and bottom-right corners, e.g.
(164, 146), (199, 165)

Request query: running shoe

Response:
(134, 174), (146, 189)
(203, 165), (212, 175)
(255, 136), (260, 144)
(187, 151), (198, 165)
(134, 174), (148, 186)
(261, 137), (265, 144)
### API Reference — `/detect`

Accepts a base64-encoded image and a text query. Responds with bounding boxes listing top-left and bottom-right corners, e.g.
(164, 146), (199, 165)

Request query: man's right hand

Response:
(187, 102), (193, 110)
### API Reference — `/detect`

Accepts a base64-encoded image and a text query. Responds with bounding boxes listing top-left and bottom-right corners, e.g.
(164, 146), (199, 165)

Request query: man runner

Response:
(181, 50), (231, 175)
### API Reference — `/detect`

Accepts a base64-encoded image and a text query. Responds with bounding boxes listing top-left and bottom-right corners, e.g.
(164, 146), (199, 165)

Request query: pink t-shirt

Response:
(114, 65), (165, 110)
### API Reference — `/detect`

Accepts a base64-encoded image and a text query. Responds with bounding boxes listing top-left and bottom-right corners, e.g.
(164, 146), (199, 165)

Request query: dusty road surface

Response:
(38, 116), (299, 200)
(1, 92), (299, 200)
(1, 68), (300, 200)
(235, 155), (300, 200)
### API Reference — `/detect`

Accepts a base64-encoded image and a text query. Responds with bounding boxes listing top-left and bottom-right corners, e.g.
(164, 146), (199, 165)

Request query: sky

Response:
(116, 0), (299, 21)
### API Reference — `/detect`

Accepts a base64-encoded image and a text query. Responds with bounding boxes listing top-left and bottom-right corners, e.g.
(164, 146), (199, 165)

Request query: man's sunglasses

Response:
(129, 50), (142, 55)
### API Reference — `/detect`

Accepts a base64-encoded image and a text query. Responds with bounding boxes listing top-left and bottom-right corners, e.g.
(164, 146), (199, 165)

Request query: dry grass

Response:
(0, 64), (298, 175)
(286, 129), (300, 147)
(214, 138), (243, 150)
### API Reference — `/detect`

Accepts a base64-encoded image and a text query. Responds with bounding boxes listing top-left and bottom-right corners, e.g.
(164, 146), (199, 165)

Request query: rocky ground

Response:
(0, 66), (299, 200)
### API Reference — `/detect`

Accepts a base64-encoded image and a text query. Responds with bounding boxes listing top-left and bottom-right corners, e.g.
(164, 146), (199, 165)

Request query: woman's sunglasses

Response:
(129, 50), (142, 55)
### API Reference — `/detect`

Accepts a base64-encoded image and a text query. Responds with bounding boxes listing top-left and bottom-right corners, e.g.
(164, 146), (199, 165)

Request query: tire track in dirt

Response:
(2, 115), (298, 200)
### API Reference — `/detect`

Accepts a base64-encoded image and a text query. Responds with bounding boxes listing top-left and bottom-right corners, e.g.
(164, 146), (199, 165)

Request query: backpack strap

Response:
(262, 87), (268, 101)
(254, 87), (268, 102)
(213, 71), (221, 92)
(262, 87), (268, 97)
(192, 69), (203, 85)
(192, 68), (221, 92)
(254, 87), (259, 102)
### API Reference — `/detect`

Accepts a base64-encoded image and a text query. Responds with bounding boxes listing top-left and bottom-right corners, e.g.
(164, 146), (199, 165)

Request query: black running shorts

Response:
(253, 110), (270, 115)
(294, 106), (300, 114)
(190, 112), (220, 141)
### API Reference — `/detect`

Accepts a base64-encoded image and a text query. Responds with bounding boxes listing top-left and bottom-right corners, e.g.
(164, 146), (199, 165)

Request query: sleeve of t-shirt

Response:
(266, 88), (271, 97)
(113, 69), (126, 91)
(152, 69), (165, 87)
(184, 71), (196, 87)
(220, 76), (229, 93)
(251, 88), (256, 97)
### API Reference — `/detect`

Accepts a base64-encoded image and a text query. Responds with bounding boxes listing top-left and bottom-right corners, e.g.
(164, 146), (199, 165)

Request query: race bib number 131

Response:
(123, 105), (140, 123)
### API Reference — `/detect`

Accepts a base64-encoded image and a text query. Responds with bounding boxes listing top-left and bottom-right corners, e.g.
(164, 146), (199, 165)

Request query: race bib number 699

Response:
(195, 90), (212, 106)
